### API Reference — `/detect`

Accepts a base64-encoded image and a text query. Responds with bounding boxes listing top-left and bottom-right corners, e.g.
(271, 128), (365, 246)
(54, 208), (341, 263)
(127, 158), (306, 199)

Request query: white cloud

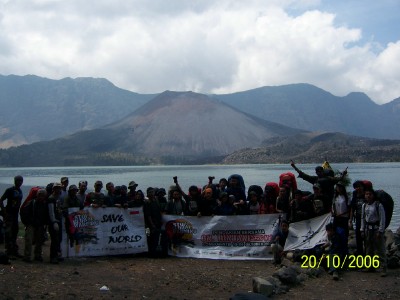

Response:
(0, 0), (399, 104)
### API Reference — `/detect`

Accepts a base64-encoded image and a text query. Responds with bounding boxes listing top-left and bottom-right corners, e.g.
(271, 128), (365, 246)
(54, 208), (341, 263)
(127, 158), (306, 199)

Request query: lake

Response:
(0, 162), (399, 229)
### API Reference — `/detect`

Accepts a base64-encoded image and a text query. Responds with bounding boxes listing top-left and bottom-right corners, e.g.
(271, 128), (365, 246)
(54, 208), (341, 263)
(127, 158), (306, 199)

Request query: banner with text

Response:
(284, 213), (331, 251)
(162, 214), (282, 260)
(62, 207), (148, 257)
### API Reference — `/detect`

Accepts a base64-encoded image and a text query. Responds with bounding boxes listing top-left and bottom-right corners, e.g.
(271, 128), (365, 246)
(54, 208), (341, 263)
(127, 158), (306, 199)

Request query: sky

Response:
(0, 0), (399, 104)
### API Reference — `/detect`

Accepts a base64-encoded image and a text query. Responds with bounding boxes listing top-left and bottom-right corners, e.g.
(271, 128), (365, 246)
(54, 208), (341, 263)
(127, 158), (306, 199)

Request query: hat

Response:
(94, 180), (103, 186)
(53, 182), (62, 188)
(61, 177), (69, 183)
(68, 184), (78, 191)
(128, 181), (138, 188)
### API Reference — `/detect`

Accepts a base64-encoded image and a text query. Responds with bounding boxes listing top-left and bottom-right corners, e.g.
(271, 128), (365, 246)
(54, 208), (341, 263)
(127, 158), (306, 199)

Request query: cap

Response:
(61, 177), (69, 183)
(68, 185), (78, 191)
(128, 181), (138, 188)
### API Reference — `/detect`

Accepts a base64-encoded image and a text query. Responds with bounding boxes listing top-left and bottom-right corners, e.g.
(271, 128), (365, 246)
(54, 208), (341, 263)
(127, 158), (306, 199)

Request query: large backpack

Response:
(375, 190), (394, 229)
(279, 172), (297, 190)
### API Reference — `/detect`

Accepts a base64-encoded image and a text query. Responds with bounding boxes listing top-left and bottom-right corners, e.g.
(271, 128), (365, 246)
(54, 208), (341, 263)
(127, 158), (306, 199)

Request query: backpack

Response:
(375, 190), (394, 229)
(20, 186), (42, 209)
(279, 172), (297, 190)
(20, 186), (44, 226)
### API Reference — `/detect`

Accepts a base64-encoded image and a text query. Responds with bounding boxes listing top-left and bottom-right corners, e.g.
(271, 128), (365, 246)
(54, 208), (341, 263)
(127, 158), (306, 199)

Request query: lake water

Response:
(0, 163), (399, 230)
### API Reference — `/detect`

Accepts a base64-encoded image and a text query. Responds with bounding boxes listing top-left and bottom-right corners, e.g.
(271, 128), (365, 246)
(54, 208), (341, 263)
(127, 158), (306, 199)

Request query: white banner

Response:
(62, 207), (148, 257)
(284, 213), (331, 251)
(162, 214), (282, 260)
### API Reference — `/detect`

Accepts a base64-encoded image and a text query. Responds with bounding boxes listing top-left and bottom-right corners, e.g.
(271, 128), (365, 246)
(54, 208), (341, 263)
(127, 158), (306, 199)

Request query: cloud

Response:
(0, 0), (399, 104)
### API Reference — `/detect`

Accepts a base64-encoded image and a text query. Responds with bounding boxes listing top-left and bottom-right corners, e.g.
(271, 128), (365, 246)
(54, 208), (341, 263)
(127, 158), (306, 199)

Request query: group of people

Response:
(0, 163), (390, 278)
(270, 162), (388, 279)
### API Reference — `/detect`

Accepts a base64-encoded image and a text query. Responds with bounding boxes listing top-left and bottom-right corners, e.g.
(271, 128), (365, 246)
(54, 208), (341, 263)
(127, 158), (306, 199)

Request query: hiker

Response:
(290, 160), (347, 208)
(104, 182), (116, 207)
(60, 177), (69, 203)
(306, 183), (327, 217)
(247, 191), (260, 215)
(127, 189), (145, 208)
(276, 185), (290, 215)
(114, 185), (129, 208)
(85, 180), (106, 208)
(349, 180), (367, 255)
(0, 175), (24, 258)
(324, 223), (347, 280)
(127, 181), (138, 200)
(180, 184), (201, 216)
(143, 187), (163, 257)
(48, 182), (63, 264)
(227, 175), (248, 215)
(214, 192), (235, 216)
(259, 182), (279, 214)
(198, 188), (218, 217)
(165, 186), (186, 215)
(21, 189), (48, 262)
(76, 180), (88, 208)
(289, 190), (314, 222)
(360, 188), (387, 276)
(271, 220), (289, 264)
(332, 182), (351, 244)
(63, 185), (82, 211)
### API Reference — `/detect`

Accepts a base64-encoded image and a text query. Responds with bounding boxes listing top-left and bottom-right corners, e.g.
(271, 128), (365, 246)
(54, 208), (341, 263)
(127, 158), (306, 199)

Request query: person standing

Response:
(76, 180), (88, 208)
(21, 189), (48, 262)
(0, 175), (24, 258)
(48, 182), (63, 264)
(349, 180), (367, 255)
(361, 188), (387, 276)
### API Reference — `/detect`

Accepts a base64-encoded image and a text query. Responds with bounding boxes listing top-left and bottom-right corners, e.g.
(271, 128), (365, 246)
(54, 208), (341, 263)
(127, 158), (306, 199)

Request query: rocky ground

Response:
(1, 236), (400, 300)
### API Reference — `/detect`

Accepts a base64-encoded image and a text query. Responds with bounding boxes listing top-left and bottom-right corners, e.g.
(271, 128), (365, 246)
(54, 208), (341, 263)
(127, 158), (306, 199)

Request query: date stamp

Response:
(301, 255), (380, 269)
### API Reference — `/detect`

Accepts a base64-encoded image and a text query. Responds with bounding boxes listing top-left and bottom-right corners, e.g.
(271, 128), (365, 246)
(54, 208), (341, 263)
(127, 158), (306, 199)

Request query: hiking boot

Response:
(332, 271), (339, 280)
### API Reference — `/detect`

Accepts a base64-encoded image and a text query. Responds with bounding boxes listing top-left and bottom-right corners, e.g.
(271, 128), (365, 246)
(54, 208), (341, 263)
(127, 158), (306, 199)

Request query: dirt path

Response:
(1, 238), (399, 299)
